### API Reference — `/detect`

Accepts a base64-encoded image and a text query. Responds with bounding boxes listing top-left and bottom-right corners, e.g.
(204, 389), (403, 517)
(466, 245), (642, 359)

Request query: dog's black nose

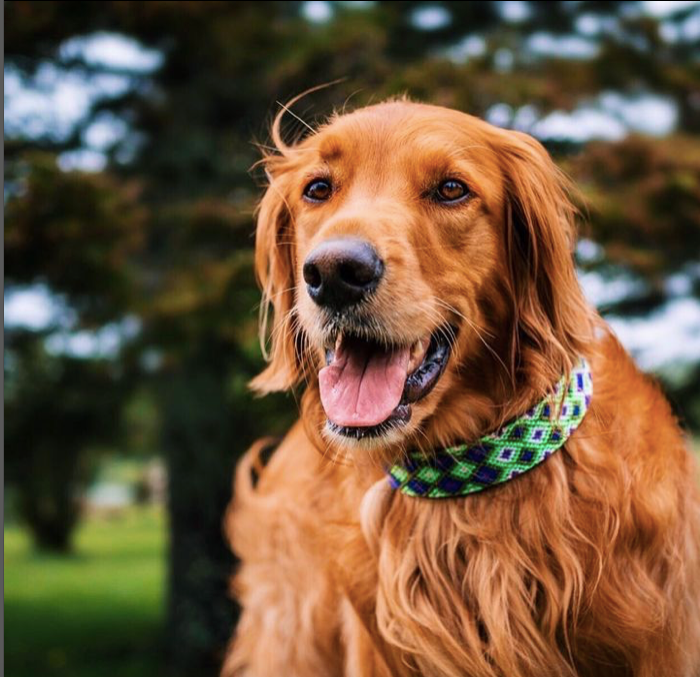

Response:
(303, 239), (384, 310)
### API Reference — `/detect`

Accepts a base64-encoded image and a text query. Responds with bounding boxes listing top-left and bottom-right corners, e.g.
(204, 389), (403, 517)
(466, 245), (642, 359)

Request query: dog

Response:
(222, 99), (700, 677)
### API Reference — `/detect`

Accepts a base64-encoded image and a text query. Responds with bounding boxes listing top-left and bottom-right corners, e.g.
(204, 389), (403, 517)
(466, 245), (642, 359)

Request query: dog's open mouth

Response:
(319, 328), (452, 439)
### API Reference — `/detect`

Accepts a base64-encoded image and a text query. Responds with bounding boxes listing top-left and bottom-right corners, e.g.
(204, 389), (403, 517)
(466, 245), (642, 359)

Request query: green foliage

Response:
(5, 153), (144, 324)
(5, 330), (127, 551)
(571, 135), (700, 283)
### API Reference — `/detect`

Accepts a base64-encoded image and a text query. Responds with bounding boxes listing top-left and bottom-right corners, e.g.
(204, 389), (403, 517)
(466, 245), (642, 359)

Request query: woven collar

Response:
(387, 357), (593, 499)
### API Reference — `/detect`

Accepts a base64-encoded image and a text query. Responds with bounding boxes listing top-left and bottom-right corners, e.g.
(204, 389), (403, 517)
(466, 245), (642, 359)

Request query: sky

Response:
(5, 1), (700, 371)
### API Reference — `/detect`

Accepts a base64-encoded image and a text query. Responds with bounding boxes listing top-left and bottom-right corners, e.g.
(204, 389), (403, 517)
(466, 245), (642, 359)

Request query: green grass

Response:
(4, 507), (166, 677)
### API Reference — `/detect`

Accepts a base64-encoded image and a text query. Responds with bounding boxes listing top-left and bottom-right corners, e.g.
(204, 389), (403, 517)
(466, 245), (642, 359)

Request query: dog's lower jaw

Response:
(321, 419), (413, 457)
(326, 402), (411, 440)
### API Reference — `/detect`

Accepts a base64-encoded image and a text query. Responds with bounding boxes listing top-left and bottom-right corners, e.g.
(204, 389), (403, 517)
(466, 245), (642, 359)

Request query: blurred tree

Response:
(4, 151), (145, 317)
(4, 152), (144, 551)
(4, 330), (125, 551)
(570, 135), (700, 292)
(5, 0), (700, 673)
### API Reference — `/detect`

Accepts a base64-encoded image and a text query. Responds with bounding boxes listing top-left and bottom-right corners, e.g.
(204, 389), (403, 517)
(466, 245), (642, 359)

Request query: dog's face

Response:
(252, 101), (586, 457)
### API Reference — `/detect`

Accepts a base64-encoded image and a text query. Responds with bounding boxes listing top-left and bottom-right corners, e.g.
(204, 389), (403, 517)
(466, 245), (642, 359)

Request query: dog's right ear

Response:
(249, 88), (337, 394)
(249, 164), (302, 395)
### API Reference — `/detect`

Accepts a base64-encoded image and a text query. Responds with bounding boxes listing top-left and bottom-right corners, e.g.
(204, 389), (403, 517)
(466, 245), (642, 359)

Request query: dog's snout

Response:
(303, 239), (384, 310)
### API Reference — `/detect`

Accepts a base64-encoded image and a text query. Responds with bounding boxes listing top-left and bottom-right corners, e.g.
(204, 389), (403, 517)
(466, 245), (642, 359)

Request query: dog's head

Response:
(251, 100), (591, 459)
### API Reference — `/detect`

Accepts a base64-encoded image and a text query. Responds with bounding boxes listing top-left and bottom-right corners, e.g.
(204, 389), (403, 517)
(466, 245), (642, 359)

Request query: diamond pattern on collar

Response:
(387, 358), (593, 499)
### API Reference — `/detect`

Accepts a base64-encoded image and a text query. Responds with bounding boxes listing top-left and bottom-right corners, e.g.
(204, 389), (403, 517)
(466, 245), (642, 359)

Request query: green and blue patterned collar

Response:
(387, 358), (593, 499)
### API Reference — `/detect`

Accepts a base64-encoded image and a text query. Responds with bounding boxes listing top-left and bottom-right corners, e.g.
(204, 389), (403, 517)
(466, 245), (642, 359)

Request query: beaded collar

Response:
(387, 358), (593, 499)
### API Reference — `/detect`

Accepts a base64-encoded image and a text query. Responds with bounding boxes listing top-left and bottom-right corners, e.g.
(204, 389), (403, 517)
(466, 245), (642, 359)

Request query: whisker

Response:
(275, 100), (317, 137)
(267, 284), (300, 300)
(432, 297), (511, 383)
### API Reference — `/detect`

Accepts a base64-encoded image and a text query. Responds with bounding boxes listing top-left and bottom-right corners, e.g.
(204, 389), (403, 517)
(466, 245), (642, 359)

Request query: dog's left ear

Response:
(493, 129), (591, 378)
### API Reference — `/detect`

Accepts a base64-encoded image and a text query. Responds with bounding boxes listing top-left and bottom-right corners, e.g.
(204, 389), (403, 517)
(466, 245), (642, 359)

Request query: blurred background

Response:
(4, 1), (700, 676)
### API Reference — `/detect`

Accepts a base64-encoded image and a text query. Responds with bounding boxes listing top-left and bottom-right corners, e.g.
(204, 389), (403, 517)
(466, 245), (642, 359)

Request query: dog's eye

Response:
(435, 179), (470, 203)
(303, 179), (332, 203)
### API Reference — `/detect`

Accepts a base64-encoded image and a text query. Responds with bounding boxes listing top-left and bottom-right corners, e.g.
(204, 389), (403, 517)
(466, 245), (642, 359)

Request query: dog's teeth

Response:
(407, 337), (431, 374)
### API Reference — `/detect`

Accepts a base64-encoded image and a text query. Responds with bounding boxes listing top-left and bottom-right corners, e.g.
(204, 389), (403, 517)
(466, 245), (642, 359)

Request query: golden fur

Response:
(223, 100), (700, 676)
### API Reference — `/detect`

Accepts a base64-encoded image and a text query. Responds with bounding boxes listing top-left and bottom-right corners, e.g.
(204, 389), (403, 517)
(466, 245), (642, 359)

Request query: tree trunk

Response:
(159, 362), (239, 676)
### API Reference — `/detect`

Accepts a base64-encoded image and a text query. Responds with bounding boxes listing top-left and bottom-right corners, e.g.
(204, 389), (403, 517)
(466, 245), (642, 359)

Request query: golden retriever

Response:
(222, 99), (700, 677)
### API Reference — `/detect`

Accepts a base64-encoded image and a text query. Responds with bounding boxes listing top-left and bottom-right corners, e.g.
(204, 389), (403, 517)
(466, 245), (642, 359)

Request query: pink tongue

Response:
(319, 338), (410, 427)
